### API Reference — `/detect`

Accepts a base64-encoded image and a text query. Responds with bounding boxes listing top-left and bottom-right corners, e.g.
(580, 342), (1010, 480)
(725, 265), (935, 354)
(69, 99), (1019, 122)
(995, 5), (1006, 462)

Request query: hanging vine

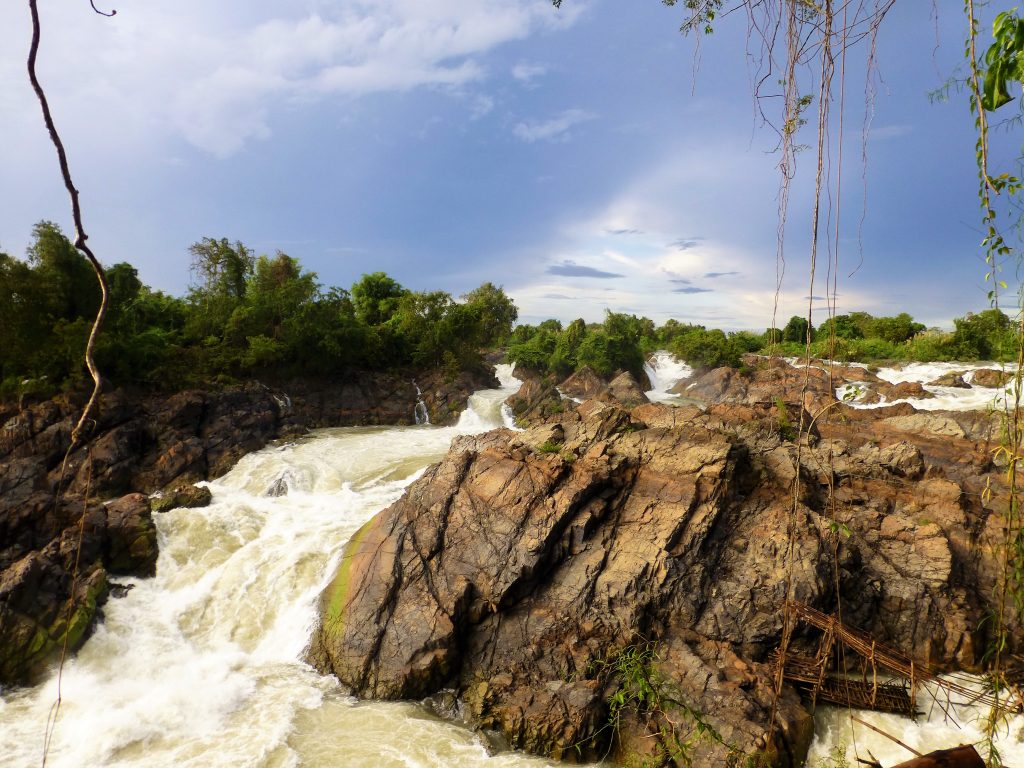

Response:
(965, 3), (1024, 764)
(26, 1), (117, 764)
(27, 0), (114, 449)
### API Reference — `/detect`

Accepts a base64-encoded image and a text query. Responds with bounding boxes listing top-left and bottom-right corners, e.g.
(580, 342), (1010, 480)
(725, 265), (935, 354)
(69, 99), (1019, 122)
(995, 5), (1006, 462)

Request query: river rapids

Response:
(3, 358), (1024, 766)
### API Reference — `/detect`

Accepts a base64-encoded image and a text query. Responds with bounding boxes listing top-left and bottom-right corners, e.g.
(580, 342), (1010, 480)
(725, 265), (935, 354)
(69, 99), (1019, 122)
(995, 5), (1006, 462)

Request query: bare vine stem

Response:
(27, 2), (115, 764)
(27, 0), (111, 448)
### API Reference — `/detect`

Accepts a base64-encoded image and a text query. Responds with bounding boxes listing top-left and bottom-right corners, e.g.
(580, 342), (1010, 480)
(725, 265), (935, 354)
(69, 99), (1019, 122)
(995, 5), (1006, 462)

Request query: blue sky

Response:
(0, 1), (1015, 329)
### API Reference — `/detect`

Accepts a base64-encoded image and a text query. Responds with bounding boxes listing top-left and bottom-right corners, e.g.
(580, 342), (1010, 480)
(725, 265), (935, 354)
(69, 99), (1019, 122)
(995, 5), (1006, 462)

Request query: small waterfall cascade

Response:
(643, 350), (694, 403)
(412, 380), (430, 425)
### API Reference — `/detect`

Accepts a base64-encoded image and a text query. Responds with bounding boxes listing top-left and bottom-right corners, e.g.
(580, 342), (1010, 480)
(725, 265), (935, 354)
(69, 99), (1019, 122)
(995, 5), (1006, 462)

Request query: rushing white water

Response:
(643, 350), (694, 403)
(7, 358), (1019, 767)
(837, 361), (1019, 412)
(808, 679), (1024, 765)
(0, 364), (552, 768)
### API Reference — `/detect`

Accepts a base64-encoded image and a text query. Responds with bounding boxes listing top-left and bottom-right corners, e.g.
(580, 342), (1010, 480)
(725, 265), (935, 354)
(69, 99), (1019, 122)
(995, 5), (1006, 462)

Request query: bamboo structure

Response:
(774, 601), (1021, 719)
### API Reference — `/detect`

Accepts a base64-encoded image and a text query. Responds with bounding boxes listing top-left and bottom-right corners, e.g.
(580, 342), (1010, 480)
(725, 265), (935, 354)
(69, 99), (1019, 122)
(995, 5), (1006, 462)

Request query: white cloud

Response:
(512, 108), (595, 143)
(0, 0), (583, 157)
(469, 94), (496, 119)
(512, 61), (547, 83)
(503, 141), (879, 329)
(870, 124), (912, 140)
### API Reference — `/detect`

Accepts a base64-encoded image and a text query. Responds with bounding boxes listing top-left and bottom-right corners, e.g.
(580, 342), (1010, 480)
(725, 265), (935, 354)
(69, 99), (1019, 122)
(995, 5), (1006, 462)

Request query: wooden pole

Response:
(850, 716), (922, 757)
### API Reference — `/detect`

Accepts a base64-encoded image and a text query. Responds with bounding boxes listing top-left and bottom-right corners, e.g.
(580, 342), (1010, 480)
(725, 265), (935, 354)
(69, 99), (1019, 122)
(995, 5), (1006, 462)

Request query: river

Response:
(0, 365), (555, 768)
(3, 357), (1023, 767)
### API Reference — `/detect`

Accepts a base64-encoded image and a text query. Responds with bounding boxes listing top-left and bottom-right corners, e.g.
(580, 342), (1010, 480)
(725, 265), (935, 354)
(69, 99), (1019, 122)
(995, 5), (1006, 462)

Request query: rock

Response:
(883, 414), (967, 439)
(152, 483), (213, 513)
(104, 493), (158, 575)
(310, 393), (1015, 767)
(685, 360), (837, 415)
(600, 371), (649, 408)
(276, 367), (499, 428)
(970, 368), (1013, 388)
(884, 381), (934, 400)
(0, 499), (111, 685)
(667, 376), (694, 395)
(0, 365), (498, 688)
(928, 372), (970, 388)
(504, 375), (567, 426)
(265, 476), (290, 497)
(559, 366), (607, 401)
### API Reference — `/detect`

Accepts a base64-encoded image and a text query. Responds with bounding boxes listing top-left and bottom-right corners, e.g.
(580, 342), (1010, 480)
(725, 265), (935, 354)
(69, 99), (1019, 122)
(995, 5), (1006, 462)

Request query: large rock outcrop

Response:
(0, 491), (156, 684)
(309, 394), (1013, 767)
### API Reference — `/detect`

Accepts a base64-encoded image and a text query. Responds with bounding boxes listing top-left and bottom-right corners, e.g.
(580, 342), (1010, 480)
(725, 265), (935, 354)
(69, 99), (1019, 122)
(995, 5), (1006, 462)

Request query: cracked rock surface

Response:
(310, 390), (1014, 766)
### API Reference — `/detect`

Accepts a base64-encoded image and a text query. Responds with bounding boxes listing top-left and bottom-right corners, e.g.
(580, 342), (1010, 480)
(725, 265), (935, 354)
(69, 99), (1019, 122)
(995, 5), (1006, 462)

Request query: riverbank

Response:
(0, 365), (496, 687)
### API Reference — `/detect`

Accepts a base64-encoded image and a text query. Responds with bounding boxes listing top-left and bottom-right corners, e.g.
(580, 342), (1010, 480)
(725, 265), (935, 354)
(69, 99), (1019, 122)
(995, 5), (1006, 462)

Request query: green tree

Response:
(953, 308), (1014, 359)
(462, 282), (518, 347)
(781, 315), (812, 344)
(28, 220), (101, 324)
(550, 317), (587, 374)
(189, 237), (254, 300)
(186, 238), (255, 343)
(671, 327), (741, 371)
(869, 313), (925, 344)
(232, 252), (319, 345)
(351, 272), (408, 326)
(817, 314), (863, 340)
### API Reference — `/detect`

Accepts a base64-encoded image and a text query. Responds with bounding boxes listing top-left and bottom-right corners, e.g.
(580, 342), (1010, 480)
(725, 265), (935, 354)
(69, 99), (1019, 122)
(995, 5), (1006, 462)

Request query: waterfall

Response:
(643, 350), (693, 403)
(412, 380), (430, 425)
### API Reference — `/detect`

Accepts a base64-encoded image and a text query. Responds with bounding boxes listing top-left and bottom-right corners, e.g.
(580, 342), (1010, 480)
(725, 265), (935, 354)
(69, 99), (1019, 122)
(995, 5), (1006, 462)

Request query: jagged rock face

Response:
(0, 492), (156, 685)
(510, 370), (651, 428)
(309, 398), (1011, 766)
(599, 371), (649, 408)
(307, 399), (1011, 765)
(505, 374), (567, 424)
(279, 368), (498, 429)
(684, 359), (837, 414)
(559, 366), (606, 401)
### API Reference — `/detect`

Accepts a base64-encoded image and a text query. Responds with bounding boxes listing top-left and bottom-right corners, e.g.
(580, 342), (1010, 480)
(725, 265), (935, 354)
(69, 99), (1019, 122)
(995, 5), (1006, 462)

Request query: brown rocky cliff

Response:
(309, 393), (1013, 767)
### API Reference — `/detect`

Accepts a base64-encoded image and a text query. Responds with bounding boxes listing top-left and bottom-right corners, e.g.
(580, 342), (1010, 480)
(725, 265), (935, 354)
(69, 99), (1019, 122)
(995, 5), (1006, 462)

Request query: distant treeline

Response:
(1, 221), (1017, 400)
(0, 222), (516, 398)
(507, 308), (1019, 378)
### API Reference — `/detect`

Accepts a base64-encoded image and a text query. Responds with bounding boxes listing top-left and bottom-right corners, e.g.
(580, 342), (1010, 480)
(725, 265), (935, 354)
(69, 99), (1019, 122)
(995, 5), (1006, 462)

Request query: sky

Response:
(0, 1), (1017, 330)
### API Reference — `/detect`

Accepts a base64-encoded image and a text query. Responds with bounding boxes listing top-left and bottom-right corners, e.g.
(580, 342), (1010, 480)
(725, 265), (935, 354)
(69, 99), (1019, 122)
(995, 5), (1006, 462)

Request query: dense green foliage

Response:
(0, 224), (517, 398)
(767, 309), (1015, 363)
(3, 222), (1019, 401)
(508, 306), (1020, 381)
(507, 312), (655, 378)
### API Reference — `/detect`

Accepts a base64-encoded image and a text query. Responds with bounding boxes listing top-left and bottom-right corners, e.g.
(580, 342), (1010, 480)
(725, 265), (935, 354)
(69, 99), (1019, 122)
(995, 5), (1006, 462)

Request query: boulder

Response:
(558, 366), (607, 401)
(310, 397), (1010, 766)
(151, 483), (213, 513)
(504, 375), (567, 426)
(928, 372), (970, 389)
(970, 368), (1013, 388)
(599, 371), (649, 407)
